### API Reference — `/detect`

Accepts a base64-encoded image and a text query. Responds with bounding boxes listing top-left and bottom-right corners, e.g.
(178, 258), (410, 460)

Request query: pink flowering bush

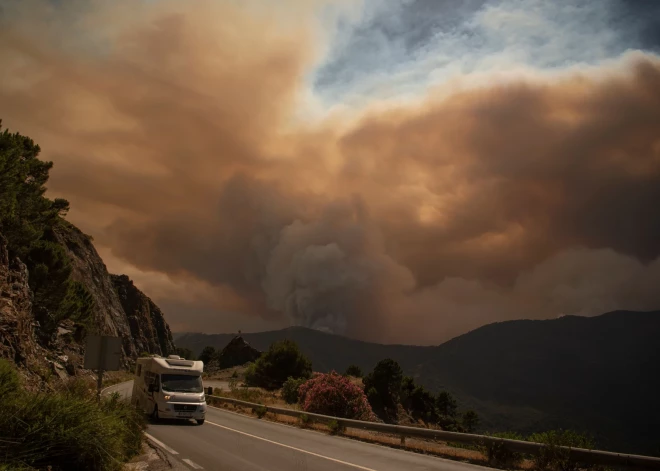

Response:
(298, 371), (376, 421)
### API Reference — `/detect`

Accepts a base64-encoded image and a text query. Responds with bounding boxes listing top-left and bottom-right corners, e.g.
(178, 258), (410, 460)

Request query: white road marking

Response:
(145, 433), (179, 455)
(182, 458), (203, 469)
(206, 420), (377, 471)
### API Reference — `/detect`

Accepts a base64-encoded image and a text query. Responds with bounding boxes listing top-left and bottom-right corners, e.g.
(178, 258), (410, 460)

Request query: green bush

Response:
(482, 432), (525, 468)
(407, 384), (437, 423)
(281, 376), (306, 404)
(198, 346), (216, 365)
(528, 429), (595, 471)
(245, 340), (312, 390)
(299, 413), (311, 427)
(0, 360), (145, 471)
(363, 358), (403, 412)
(327, 419), (345, 435)
(436, 391), (458, 417)
(253, 405), (268, 418)
(462, 409), (480, 433)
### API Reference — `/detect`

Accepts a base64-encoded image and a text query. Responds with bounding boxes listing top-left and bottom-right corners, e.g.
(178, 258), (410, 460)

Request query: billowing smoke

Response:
(1, 0), (659, 343)
(262, 197), (415, 337)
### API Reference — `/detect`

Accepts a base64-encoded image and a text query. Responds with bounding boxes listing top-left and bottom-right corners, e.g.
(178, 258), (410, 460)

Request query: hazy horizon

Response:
(172, 308), (658, 348)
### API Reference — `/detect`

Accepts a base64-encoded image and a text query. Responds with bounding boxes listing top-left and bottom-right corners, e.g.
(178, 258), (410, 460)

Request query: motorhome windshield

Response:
(161, 374), (203, 393)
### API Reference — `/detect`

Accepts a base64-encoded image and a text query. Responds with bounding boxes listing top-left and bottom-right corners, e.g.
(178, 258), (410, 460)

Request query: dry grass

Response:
(203, 365), (249, 381)
(205, 398), (539, 469)
(212, 386), (286, 406)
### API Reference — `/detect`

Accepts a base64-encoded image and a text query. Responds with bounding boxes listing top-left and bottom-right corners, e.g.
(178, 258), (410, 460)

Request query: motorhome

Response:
(131, 355), (207, 425)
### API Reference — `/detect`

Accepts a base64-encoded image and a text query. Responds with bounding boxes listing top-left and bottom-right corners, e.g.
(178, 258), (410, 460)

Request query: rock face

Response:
(0, 233), (37, 365)
(216, 336), (262, 369)
(111, 274), (175, 357)
(54, 225), (139, 360)
(0, 224), (177, 380)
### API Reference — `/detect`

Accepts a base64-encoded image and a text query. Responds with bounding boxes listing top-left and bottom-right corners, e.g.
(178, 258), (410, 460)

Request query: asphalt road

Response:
(103, 379), (134, 399)
(104, 381), (490, 471)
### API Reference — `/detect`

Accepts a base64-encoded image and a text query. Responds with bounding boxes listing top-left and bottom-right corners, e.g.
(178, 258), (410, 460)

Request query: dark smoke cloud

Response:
(1, 1), (659, 344)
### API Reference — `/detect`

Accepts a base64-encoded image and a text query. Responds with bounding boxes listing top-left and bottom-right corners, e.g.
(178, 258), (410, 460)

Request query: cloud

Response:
(312, 0), (654, 107)
(1, 0), (659, 344)
(390, 249), (660, 345)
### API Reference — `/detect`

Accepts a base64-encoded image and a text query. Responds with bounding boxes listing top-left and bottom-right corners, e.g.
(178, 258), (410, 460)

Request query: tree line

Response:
(194, 339), (479, 432)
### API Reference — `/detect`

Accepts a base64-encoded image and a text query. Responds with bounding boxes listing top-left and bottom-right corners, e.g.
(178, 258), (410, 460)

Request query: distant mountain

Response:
(414, 310), (660, 455)
(174, 327), (434, 373)
(174, 310), (660, 455)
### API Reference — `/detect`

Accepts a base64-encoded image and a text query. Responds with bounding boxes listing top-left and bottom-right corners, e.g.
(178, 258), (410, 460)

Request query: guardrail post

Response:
(400, 435), (406, 446)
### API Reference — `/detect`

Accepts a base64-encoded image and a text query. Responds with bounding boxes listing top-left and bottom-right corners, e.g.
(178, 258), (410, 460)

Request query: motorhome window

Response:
(137, 365), (142, 376)
(161, 374), (203, 393)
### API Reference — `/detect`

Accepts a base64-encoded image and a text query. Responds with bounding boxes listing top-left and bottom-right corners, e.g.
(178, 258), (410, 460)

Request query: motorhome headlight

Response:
(163, 395), (172, 401)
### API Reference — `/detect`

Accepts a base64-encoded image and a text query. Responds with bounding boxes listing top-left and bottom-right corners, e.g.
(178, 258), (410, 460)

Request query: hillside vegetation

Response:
(0, 359), (145, 471)
(0, 121), (94, 344)
(176, 310), (660, 455)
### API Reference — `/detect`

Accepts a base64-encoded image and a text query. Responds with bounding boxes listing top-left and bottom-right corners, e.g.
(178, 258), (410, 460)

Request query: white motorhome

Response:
(131, 355), (207, 425)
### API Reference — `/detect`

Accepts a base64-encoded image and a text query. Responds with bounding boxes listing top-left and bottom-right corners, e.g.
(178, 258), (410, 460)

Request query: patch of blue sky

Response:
(310, 0), (660, 109)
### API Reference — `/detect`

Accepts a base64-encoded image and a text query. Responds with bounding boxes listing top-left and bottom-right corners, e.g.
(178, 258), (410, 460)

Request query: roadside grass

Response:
(211, 385), (294, 408)
(0, 359), (145, 471)
(203, 365), (249, 381)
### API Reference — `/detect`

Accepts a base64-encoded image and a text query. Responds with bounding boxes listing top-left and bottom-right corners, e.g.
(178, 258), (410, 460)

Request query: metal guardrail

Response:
(207, 394), (660, 470)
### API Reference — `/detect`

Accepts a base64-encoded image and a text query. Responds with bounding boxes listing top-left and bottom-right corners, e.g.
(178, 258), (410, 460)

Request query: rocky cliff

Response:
(0, 225), (176, 382)
(53, 225), (138, 360)
(0, 232), (73, 389)
(0, 233), (37, 367)
(111, 274), (175, 357)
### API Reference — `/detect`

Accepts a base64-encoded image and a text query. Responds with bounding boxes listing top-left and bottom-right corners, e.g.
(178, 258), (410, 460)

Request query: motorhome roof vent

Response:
(165, 359), (195, 367)
(167, 355), (181, 359)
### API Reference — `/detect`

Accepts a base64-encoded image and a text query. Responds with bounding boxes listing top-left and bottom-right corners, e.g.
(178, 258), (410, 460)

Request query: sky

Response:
(1, 0), (659, 345)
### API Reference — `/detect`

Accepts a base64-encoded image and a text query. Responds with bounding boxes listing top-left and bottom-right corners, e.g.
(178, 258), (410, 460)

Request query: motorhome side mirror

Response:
(148, 384), (158, 393)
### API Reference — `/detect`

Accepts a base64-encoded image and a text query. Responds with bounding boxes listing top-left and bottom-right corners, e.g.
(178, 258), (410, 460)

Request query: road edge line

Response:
(100, 379), (133, 397)
(182, 458), (203, 469)
(145, 433), (180, 455)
